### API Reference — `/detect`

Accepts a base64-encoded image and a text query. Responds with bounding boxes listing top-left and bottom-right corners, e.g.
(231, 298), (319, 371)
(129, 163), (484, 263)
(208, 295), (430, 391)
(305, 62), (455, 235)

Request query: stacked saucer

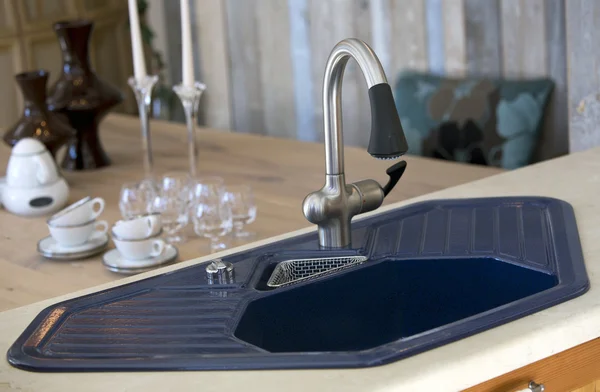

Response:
(38, 197), (109, 260)
(103, 213), (178, 274)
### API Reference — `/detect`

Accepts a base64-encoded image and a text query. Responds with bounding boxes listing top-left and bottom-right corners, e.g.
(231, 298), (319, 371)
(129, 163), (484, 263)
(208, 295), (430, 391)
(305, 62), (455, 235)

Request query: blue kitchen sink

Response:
(7, 197), (588, 371)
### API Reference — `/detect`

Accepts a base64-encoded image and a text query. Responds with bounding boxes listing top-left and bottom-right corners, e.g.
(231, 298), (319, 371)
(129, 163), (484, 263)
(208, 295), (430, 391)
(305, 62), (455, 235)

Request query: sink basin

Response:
(7, 197), (588, 371)
(236, 257), (557, 353)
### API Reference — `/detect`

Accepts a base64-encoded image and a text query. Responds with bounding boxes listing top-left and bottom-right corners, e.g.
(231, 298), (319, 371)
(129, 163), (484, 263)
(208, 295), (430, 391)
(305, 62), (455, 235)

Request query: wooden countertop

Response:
(1, 144), (599, 392)
(0, 114), (501, 312)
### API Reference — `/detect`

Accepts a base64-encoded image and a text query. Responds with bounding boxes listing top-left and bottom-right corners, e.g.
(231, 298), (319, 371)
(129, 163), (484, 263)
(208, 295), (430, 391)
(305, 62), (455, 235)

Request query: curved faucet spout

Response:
(323, 39), (387, 175)
(303, 38), (408, 248)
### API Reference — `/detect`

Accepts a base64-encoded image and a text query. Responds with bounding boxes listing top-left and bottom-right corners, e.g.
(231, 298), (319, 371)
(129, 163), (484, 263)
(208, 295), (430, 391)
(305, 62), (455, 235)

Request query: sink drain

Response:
(267, 255), (368, 288)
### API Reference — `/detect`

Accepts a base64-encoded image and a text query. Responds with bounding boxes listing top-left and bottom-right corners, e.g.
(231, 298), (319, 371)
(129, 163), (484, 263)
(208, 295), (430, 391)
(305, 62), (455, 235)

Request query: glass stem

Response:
(128, 75), (159, 180)
(182, 105), (197, 177)
(210, 237), (219, 253)
(138, 98), (153, 178)
(233, 221), (244, 233)
(173, 83), (206, 179)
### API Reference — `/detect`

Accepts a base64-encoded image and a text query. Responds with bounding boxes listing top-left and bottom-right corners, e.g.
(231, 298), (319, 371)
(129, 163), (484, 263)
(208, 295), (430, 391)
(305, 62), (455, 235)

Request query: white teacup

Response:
(48, 219), (109, 248)
(49, 196), (105, 226)
(112, 232), (166, 260)
(112, 213), (162, 240)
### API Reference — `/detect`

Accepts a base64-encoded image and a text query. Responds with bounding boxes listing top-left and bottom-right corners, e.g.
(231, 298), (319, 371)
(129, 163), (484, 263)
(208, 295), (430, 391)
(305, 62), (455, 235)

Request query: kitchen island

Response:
(3, 116), (600, 391)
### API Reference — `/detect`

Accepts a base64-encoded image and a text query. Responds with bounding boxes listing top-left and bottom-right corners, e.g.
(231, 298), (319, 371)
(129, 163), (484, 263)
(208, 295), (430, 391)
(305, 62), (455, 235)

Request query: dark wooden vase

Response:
(48, 19), (123, 171)
(3, 70), (75, 157)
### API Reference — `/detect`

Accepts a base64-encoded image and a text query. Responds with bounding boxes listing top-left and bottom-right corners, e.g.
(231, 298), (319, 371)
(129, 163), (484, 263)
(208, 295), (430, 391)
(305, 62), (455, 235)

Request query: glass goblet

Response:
(152, 172), (191, 244)
(224, 185), (257, 238)
(118, 179), (157, 219)
(191, 176), (225, 237)
(192, 193), (233, 253)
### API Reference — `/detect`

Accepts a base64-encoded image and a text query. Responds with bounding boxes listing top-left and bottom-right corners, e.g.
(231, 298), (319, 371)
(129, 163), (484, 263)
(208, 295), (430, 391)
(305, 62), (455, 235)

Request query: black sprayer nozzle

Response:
(367, 83), (408, 160)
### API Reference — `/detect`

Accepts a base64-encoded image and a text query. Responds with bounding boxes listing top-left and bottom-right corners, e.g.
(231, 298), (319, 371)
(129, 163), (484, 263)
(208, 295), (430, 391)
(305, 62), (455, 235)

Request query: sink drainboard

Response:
(267, 255), (368, 288)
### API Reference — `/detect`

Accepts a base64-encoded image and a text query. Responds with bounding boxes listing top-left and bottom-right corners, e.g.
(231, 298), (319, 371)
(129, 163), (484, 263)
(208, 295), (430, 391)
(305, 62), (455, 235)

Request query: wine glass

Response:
(119, 179), (157, 219)
(152, 172), (191, 243)
(224, 185), (257, 238)
(190, 176), (225, 236)
(192, 186), (233, 253)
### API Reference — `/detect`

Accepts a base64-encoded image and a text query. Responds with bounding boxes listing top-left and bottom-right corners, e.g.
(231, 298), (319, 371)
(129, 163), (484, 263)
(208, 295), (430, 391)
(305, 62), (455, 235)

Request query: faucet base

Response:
(303, 174), (385, 248)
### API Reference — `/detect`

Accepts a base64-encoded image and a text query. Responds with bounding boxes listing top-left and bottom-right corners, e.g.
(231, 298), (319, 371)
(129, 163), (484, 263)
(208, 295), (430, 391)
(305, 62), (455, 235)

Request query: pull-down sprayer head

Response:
(367, 83), (409, 160)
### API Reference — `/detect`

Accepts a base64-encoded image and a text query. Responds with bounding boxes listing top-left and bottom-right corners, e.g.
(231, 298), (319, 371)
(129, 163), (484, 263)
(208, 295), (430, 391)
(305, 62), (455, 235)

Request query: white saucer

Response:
(102, 245), (178, 275)
(37, 231), (109, 260)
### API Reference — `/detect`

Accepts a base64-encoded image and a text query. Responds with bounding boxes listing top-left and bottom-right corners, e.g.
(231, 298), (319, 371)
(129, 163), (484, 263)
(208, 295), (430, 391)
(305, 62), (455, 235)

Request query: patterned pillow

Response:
(394, 71), (554, 169)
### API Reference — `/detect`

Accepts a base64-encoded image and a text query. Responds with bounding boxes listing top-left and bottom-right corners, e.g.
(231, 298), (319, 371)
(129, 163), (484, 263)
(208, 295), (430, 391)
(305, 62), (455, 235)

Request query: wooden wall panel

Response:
(192, 0), (232, 131)
(0, 0), (15, 32)
(464, 0), (502, 76)
(17, 0), (72, 32)
(308, 0), (356, 144)
(500, 0), (547, 77)
(288, 0), (314, 142)
(442, 0), (467, 76)
(225, 0), (264, 134)
(566, 0), (600, 153)
(543, 0), (568, 159)
(91, 21), (129, 113)
(27, 35), (62, 85)
(255, 0), (297, 139)
(350, 0), (374, 148)
(0, 41), (20, 128)
(388, 0), (428, 74)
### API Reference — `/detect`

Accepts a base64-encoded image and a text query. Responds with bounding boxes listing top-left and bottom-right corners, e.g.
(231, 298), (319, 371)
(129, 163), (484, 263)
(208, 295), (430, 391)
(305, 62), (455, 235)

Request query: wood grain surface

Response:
(0, 113), (501, 312)
(464, 338), (600, 392)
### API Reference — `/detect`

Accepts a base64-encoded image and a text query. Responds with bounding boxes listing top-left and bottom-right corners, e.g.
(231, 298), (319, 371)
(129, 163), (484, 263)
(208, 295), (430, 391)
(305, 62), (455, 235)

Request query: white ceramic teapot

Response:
(1, 138), (69, 217)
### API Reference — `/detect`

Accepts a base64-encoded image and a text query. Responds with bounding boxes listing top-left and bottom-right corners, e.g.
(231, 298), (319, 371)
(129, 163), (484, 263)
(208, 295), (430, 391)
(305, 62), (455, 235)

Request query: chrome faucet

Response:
(302, 38), (408, 248)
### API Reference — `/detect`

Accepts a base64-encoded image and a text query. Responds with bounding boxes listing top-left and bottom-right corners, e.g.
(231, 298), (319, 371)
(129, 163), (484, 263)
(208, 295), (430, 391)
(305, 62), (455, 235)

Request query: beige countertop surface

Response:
(2, 143), (600, 391)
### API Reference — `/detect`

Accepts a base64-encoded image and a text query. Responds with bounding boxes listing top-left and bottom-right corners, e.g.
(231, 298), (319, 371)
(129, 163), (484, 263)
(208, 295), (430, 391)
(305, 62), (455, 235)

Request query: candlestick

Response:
(128, 75), (159, 179)
(128, 0), (147, 81)
(180, 0), (194, 87)
(173, 82), (206, 177)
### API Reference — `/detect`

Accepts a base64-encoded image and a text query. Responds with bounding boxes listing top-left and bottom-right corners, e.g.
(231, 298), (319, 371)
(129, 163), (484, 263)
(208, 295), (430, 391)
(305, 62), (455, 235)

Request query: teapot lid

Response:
(12, 138), (46, 156)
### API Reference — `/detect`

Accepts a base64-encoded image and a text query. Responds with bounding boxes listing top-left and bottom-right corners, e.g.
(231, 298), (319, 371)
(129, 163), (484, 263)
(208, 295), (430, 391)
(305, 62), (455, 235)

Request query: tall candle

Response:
(180, 0), (194, 87)
(128, 0), (147, 81)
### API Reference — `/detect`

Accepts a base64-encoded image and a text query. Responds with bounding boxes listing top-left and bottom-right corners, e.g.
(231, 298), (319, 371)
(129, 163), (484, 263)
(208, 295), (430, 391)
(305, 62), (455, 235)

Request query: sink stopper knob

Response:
(206, 259), (235, 285)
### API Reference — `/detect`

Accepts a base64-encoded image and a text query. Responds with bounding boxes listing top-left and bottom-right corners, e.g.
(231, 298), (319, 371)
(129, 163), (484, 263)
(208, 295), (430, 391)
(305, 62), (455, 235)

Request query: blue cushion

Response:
(394, 71), (554, 169)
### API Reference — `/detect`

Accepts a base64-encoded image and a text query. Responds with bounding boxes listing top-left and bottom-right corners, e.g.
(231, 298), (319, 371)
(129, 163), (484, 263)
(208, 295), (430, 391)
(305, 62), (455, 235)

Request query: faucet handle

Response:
(382, 160), (407, 196)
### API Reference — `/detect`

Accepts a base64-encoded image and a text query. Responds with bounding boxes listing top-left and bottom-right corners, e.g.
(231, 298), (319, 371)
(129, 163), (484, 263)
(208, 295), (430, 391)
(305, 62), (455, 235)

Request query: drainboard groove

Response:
(68, 315), (230, 327)
(100, 303), (238, 310)
(55, 332), (225, 339)
(49, 342), (244, 349)
(112, 297), (241, 304)
(45, 346), (258, 356)
(59, 326), (226, 334)
(77, 308), (233, 317)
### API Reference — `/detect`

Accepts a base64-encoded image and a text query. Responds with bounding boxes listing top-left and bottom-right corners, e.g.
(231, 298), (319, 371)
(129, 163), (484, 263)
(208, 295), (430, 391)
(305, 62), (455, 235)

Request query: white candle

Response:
(180, 0), (194, 87)
(128, 0), (147, 81)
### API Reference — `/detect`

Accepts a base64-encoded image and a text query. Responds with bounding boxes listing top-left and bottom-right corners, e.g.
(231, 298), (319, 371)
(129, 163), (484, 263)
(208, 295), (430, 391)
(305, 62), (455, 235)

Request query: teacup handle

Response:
(150, 239), (165, 257)
(94, 220), (109, 234)
(145, 216), (156, 237)
(90, 198), (105, 220)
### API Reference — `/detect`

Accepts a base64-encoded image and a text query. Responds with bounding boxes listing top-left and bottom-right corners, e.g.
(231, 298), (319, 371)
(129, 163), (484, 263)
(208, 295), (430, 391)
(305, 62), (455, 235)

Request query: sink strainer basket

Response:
(266, 255), (368, 288)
